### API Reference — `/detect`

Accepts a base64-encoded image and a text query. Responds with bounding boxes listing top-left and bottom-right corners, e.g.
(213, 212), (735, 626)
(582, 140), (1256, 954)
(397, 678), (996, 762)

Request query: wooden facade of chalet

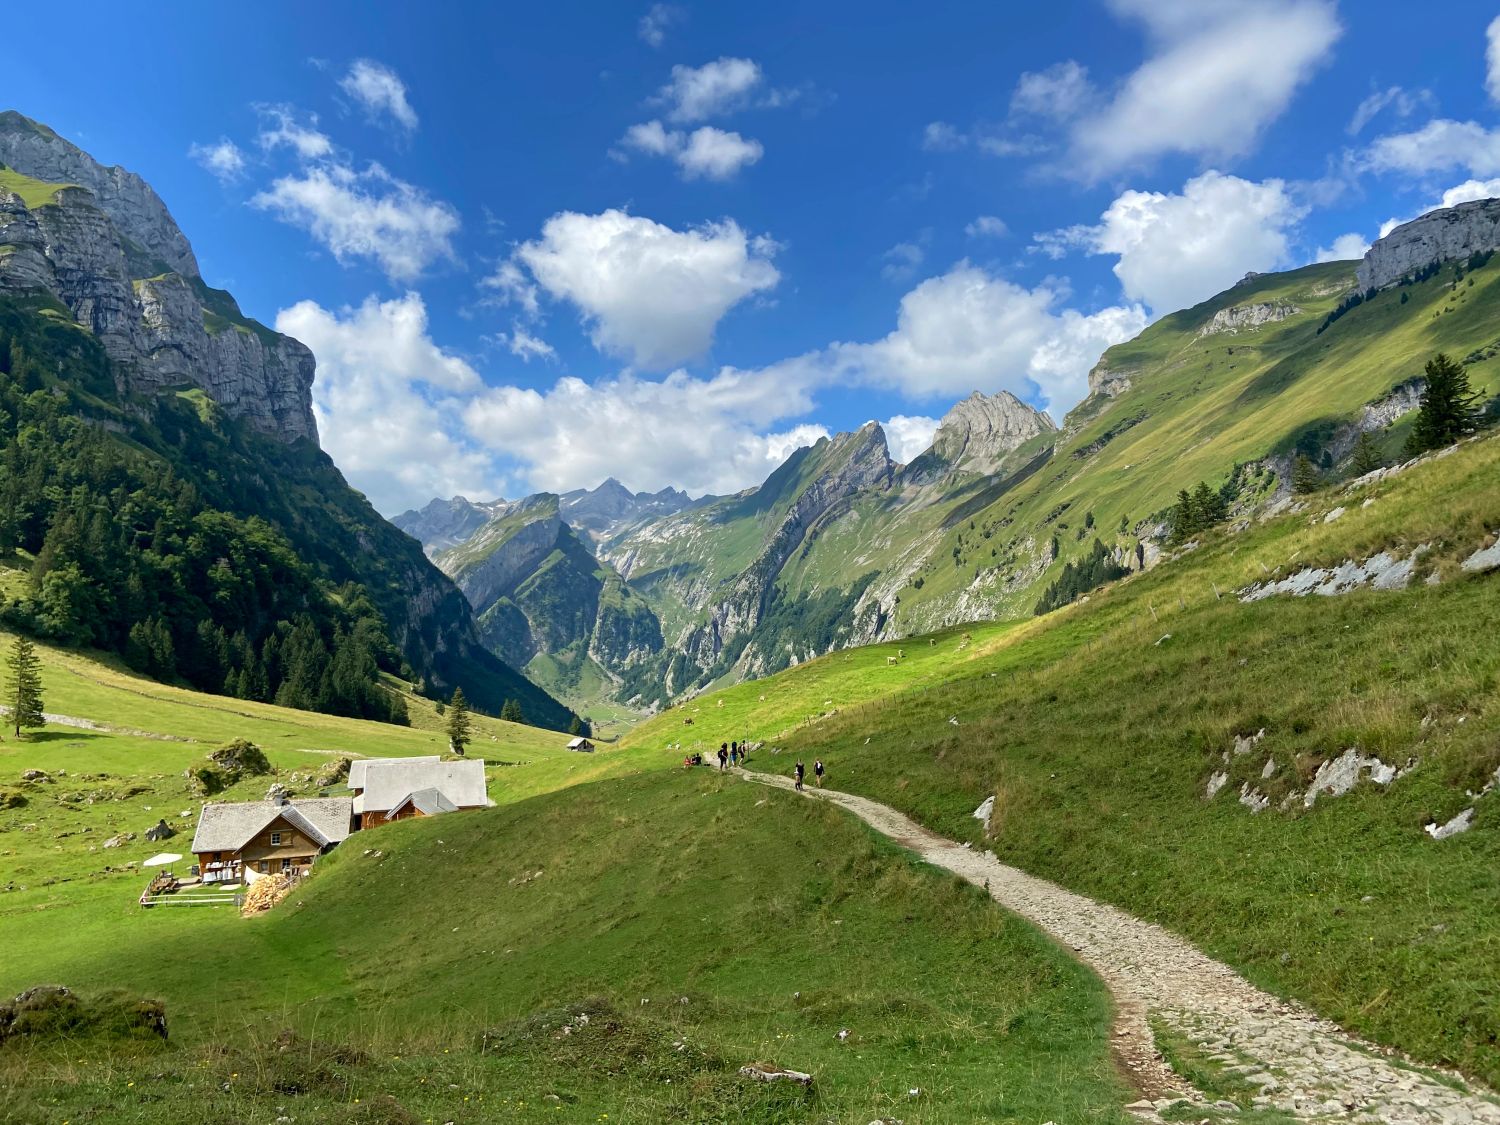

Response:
(191, 797), (354, 885)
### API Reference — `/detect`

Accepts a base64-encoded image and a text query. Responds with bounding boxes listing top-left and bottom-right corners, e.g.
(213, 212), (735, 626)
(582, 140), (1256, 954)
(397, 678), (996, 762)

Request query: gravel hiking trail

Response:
(736, 769), (1500, 1124)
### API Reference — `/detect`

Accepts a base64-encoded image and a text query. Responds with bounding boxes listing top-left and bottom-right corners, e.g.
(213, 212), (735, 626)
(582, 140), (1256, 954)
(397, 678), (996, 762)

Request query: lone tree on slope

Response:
(446, 687), (471, 756)
(1406, 353), (1482, 456)
(8, 635), (45, 738)
(500, 698), (524, 724)
(1349, 430), (1385, 477)
(1292, 453), (1321, 494)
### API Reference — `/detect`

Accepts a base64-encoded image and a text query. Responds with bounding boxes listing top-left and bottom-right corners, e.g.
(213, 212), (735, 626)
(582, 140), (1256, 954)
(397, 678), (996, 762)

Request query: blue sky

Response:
(6, 1), (1500, 513)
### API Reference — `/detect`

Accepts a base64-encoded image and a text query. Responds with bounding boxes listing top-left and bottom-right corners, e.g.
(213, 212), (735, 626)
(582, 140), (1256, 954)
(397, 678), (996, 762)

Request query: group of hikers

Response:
(681, 741), (826, 791)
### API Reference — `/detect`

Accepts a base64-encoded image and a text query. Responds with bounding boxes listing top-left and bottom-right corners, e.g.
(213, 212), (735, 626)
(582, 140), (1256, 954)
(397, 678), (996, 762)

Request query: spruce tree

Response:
(568, 714), (583, 737)
(1406, 353), (1482, 455)
(446, 687), (471, 755)
(1349, 431), (1384, 477)
(7, 635), (44, 738)
(1291, 454), (1321, 494)
(500, 698), (524, 724)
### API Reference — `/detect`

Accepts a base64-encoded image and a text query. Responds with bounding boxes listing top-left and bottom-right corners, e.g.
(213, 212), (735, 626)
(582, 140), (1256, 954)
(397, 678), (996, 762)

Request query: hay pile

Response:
(240, 872), (296, 915)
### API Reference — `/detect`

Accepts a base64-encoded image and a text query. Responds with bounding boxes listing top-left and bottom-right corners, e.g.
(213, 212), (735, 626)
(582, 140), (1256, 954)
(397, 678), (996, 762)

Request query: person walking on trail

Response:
(814, 759), (825, 788)
(730, 745), (739, 767)
(794, 761), (805, 791)
(718, 744), (728, 771)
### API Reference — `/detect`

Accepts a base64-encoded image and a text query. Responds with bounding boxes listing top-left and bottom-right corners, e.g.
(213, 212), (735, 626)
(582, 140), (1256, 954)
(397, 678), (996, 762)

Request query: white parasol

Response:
(142, 852), (183, 868)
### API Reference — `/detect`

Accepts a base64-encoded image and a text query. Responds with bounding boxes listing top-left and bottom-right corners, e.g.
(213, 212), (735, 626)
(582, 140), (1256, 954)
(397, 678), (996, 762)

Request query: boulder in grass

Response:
(739, 1062), (813, 1087)
(144, 819), (175, 842)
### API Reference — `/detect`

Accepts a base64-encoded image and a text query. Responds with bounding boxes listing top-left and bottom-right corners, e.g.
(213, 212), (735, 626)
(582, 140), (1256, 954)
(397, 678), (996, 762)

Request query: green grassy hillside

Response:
(629, 427), (1500, 1087)
(0, 636), (1129, 1124)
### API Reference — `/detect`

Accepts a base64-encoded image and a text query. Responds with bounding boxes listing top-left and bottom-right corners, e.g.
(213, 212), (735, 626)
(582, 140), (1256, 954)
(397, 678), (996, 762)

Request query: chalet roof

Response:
(389, 786), (460, 817)
(349, 755), (440, 791)
(358, 758), (489, 814)
(567, 737), (594, 749)
(191, 797), (354, 854)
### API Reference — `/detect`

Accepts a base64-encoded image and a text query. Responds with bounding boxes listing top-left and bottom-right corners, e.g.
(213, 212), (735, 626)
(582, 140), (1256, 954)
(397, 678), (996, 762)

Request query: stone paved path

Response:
(737, 769), (1500, 1124)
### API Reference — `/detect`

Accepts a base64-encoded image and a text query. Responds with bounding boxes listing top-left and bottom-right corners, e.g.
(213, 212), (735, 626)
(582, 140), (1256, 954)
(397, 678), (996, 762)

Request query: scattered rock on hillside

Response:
(972, 795), (994, 824)
(739, 1062), (813, 1087)
(1239, 546), (1429, 602)
(19, 770), (50, 784)
(1303, 749), (1414, 808)
(315, 757), (352, 787)
(144, 819), (174, 842)
(0, 790), (26, 809)
(1425, 808), (1474, 840)
(1205, 772), (1229, 800)
(1461, 539), (1500, 573)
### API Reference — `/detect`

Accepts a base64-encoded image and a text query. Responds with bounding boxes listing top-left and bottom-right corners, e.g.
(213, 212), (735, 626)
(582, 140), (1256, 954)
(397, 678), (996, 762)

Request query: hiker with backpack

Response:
(794, 761), (805, 791)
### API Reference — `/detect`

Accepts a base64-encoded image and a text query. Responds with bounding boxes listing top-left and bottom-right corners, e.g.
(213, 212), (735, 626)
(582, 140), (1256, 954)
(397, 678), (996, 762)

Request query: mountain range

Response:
(399, 211), (1500, 720)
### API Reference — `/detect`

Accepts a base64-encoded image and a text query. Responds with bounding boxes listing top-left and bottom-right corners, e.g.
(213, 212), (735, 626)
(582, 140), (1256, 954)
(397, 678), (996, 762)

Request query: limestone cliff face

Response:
(0, 110), (198, 277)
(393, 496), (509, 557)
(0, 112), (316, 442)
(1357, 198), (1500, 290)
(911, 390), (1056, 479)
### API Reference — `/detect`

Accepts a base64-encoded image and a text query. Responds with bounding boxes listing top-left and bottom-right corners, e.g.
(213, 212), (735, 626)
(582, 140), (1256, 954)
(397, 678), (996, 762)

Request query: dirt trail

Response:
(738, 769), (1500, 1124)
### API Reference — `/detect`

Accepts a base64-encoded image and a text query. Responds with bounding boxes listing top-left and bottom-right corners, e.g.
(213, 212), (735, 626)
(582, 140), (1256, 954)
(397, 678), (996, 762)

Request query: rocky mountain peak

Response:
(1357, 197), (1500, 291)
(0, 110), (198, 278)
(927, 390), (1056, 476)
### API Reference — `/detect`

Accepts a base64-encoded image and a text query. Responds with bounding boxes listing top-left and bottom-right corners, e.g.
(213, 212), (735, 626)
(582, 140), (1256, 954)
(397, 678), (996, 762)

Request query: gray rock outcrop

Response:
(0, 111), (316, 442)
(1356, 197), (1500, 290)
(1196, 302), (1301, 337)
(915, 390), (1057, 479)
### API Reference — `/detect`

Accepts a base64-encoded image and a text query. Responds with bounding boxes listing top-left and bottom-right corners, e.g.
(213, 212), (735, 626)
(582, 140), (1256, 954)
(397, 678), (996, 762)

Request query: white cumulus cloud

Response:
(510, 209), (780, 369)
(1314, 232), (1370, 263)
(833, 264), (1148, 412)
(657, 57), (763, 122)
(882, 414), (940, 462)
(1364, 118), (1500, 179)
(189, 139), (246, 182)
(252, 162), (460, 282)
(1048, 171), (1305, 315)
(1067, 0), (1340, 178)
(620, 121), (764, 180)
(277, 292), (501, 514)
(340, 59), (419, 131)
(463, 366), (823, 496)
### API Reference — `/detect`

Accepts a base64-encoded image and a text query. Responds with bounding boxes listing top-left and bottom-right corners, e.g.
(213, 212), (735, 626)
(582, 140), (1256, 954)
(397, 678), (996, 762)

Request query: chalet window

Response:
(270, 831), (283, 846)
(281, 858), (293, 872)
(257, 861), (268, 873)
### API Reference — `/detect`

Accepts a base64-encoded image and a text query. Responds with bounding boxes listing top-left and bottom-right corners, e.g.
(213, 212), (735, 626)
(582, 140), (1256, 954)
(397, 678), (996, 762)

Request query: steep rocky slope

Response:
(0, 110), (569, 728)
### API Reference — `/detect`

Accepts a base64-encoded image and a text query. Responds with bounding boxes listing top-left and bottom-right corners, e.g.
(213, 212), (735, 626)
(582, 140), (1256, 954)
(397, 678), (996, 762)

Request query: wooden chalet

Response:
(566, 737), (596, 752)
(190, 796), (354, 884)
(352, 758), (490, 829)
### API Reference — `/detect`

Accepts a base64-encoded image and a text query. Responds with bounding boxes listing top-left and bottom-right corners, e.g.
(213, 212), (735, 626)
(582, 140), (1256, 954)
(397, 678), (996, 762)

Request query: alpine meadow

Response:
(3, 4), (1500, 1124)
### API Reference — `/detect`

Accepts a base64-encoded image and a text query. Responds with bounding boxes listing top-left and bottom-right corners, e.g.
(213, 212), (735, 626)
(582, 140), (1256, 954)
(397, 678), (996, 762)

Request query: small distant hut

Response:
(566, 736), (596, 753)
